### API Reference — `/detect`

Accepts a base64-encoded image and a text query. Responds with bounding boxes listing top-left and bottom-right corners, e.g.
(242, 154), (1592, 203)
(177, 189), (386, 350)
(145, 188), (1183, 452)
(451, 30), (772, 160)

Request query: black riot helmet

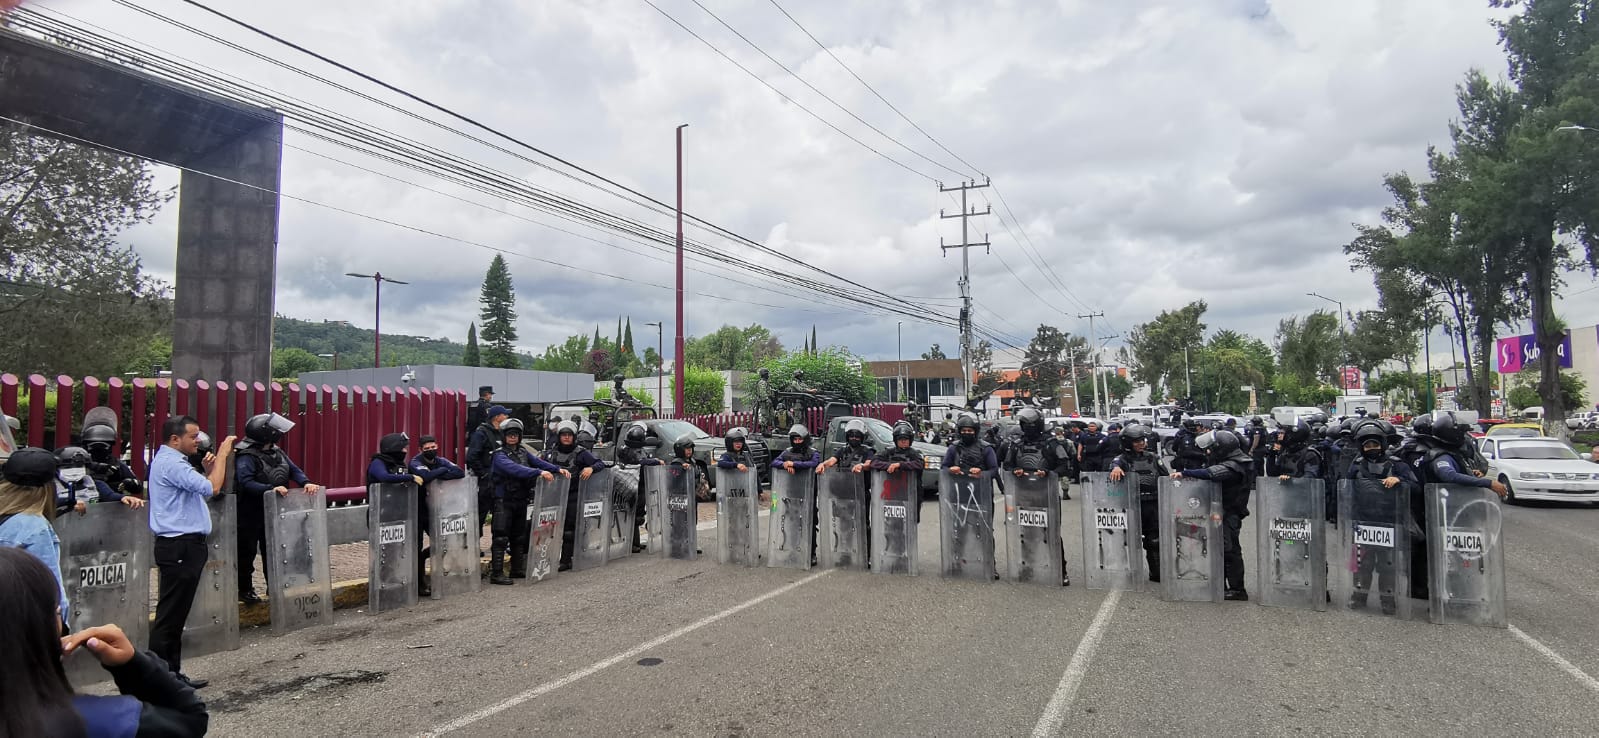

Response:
(1282, 418), (1312, 448)
(500, 418), (525, 442)
(1120, 423), (1151, 452)
(244, 413), (294, 445)
(378, 432), (409, 461)
(1430, 411), (1467, 446)
(672, 434), (695, 459)
(1250, 416), (1265, 427)
(955, 414), (980, 445)
(1353, 420), (1388, 459)
(725, 427), (748, 453)
(1410, 413), (1434, 438)
(1338, 418), (1356, 439)
(891, 421), (916, 443)
(1180, 417), (1198, 432)
(82, 424), (118, 459)
(844, 419), (867, 445)
(1377, 419), (1400, 447)
(624, 422), (649, 449)
(1201, 429), (1242, 460)
(55, 445), (91, 469)
(788, 424), (811, 450)
(1016, 407), (1045, 439)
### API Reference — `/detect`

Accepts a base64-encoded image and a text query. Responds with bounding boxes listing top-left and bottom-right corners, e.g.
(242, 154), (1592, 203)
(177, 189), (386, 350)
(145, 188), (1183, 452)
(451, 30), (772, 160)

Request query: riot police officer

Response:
(717, 427), (757, 471)
(1246, 417), (1268, 477)
(55, 446), (142, 512)
(1344, 419), (1417, 613)
(1005, 408), (1071, 585)
(464, 385), (494, 439)
(234, 413), (320, 605)
(81, 423), (142, 500)
(1109, 423), (1168, 582)
(1171, 429), (1253, 601)
(943, 414), (998, 568)
(1276, 419), (1324, 482)
(467, 405), (510, 536)
(772, 423), (822, 559)
(487, 420), (562, 584)
(1171, 417), (1207, 472)
(614, 422), (656, 552)
(541, 420), (607, 571)
(1402, 412), (1504, 599)
(408, 435), (466, 596)
(870, 421), (925, 522)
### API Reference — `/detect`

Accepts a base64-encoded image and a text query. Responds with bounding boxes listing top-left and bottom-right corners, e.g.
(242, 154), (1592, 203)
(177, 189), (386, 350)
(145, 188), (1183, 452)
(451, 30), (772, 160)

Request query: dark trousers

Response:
(417, 492), (433, 583)
(1222, 512), (1246, 591)
(236, 521), (267, 595)
(1139, 494), (1160, 578)
(151, 535), (207, 673)
(489, 494), (531, 576)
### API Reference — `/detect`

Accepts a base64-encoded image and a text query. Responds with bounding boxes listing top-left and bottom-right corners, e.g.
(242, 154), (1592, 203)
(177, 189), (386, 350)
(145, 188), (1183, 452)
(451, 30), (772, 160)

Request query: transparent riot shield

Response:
(1005, 471), (1063, 586)
(572, 467), (613, 570)
(264, 487), (333, 634)
(608, 467), (641, 561)
(717, 465), (761, 566)
(939, 471), (996, 581)
(1079, 472), (1143, 590)
(644, 467), (664, 555)
(766, 467), (815, 570)
(1253, 477), (1326, 611)
(1330, 479), (1410, 619)
(1427, 484), (1507, 627)
(526, 475), (568, 583)
(55, 503), (151, 686)
(871, 469), (919, 576)
(429, 476), (481, 600)
(182, 492), (239, 659)
(367, 482), (418, 613)
(817, 469), (869, 570)
(650, 463), (698, 560)
(1157, 476), (1223, 602)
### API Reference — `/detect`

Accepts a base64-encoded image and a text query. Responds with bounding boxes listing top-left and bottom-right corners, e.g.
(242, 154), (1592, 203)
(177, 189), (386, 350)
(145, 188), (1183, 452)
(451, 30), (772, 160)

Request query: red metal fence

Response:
(666, 402), (905, 436)
(0, 374), (466, 491)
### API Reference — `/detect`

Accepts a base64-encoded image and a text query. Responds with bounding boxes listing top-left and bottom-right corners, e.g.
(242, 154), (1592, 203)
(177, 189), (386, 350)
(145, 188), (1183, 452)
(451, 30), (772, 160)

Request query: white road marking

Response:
(1030, 589), (1122, 738)
(423, 569), (833, 736)
(1510, 624), (1599, 695)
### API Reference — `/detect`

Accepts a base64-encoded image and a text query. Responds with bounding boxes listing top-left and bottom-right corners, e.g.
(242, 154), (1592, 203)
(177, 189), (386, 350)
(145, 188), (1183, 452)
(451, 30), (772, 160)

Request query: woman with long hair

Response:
(0, 548), (208, 737)
(0, 447), (69, 618)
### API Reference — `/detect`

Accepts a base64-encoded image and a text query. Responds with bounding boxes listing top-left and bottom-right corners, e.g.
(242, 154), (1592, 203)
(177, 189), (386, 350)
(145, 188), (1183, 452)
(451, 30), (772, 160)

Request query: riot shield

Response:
(939, 470), (996, 581)
(1427, 484), (1507, 627)
(1079, 472), (1143, 590)
(644, 468), (664, 555)
(429, 476), (481, 600)
(716, 465), (761, 566)
(572, 467), (614, 570)
(817, 469), (869, 570)
(264, 487), (333, 634)
(1004, 471), (1063, 586)
(55, 503), (151, 686)
(367, 482), (418, 613)
(608, 467), (641, 561)
(766, 467), (815, 570)
(1253, 477), (1327, 611)
(870, 469), (918, 576)
(649, 464), (698, 560)
(1157, 476), (1223, 602)
(1330, 479), (1410, 619)
(525, 475), (567, 582)
(182, 493), (239, 659)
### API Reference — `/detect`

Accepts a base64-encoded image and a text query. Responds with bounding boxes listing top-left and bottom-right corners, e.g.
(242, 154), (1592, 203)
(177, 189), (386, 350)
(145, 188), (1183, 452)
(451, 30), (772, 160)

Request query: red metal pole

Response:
(173, 379), (190, 421)
(26, 375), (45, 447)
(1, 374), (18, 424)
(374, 275), (382, 369)
(82, 376), (100, 413)
(54, 375), (73, 449)
(106, 378), (124, 455)
(674, 123), (687, 415)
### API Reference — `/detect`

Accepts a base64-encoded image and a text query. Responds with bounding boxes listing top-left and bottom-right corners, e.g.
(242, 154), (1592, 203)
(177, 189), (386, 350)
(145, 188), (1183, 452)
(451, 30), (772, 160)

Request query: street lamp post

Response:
(1307, 292), (1349, 397)
(318, 352), (338, 371)
(896, 321), (903, 403)
(644, 321), (664, 415)
(346, 271), (408, 368)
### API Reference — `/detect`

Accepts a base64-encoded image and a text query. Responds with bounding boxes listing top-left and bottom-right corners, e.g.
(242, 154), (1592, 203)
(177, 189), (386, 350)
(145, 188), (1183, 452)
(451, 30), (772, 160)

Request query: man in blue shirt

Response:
(148, 415), (235, 689)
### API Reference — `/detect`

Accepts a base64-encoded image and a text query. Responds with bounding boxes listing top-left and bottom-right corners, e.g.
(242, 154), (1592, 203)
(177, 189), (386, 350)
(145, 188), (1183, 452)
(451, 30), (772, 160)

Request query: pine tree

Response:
(615, 317), (623, 355)
(593, 326), (602, 351)
(810, 325), (818, 355)
(623, 318), (635, 359)
(477, 256), (520, 368)
(463, 323), (481, 366)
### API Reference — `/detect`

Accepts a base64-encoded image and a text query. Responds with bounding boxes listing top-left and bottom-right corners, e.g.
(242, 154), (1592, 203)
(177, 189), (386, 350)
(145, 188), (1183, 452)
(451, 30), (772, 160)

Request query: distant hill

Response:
(273, 315), (535, 369)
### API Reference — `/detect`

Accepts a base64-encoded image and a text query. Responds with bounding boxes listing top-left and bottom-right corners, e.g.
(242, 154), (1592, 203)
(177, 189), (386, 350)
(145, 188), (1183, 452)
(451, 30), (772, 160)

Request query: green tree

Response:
(585, 348), (614, 378)
(623, 318), (636, 366)
(969, 339), (1001, 405)
(462, 323), (481, 367)
(1275, 311), (1342, 387)
(1507, 384), (1541, 411)
(1512, 369), (1588, 413)
(594, 384), (655, 407)
(1190, 330), (1273, 413)
(810, 326), (818, 356)
(760, 347), (876, 404)
(1370, 370), (1437, 414)
(477, 255), (520, 368)
(271, 347), (325, 380)
(1016, 325), (1070, 403)
(683, 324), (784, 371)
(672, 366), (727, 415)
(1127, 301), (1208, 402)
(1346, 310), (1418, 377)
(0, 124), (174, 376)
(922, 344), (948, 361)
(532, 334), (590, 373)
(642, 346), (662, 374)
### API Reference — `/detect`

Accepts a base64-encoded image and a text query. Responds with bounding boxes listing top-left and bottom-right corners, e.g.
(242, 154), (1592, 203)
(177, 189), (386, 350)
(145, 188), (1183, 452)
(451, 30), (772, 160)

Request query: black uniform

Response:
(1175, 447), (1252, 595)
(1344, 451), (1418, 610)
(827, 439), (875, 561)
(1077, 430), (1108, 473)
(1171, 428), (1206, 471)
(234, 443), (310, 598)
(541, 439), (606, 570)
(1111, 447), (1168, 581)
(466, 422), (501, 530)
(1003, 427), (1071, 585)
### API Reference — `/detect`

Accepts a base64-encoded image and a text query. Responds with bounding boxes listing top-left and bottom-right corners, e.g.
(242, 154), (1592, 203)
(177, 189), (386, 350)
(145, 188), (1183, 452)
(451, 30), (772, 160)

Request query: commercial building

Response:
(866, 359), (966, 406)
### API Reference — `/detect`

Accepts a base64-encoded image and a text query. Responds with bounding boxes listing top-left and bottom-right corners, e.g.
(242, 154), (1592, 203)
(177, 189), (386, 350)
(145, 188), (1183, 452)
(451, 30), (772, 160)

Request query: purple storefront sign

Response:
(1495, 331), (1573, 373)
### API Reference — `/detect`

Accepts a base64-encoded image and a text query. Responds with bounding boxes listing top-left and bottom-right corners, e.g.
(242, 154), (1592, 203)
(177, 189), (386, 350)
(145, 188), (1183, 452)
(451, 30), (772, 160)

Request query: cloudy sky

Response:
(31, 0), (1599, 366)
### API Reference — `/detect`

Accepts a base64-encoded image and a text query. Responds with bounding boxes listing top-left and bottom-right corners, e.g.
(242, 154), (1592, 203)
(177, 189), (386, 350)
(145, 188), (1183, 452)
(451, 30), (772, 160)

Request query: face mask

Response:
(1362, 445), (1384, 461)
(60, 467), (87, 483)
(422, 450), (438, 461)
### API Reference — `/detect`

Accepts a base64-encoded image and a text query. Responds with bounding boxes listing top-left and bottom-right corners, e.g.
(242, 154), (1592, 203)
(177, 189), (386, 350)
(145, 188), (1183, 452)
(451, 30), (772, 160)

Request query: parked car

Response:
(1565, 411), (1599, 431)
(1478, 436), (1599, 504)
(1487, 422), (1544, 438)
(635, 418), (771, 493)
(819, 416), (947, 497)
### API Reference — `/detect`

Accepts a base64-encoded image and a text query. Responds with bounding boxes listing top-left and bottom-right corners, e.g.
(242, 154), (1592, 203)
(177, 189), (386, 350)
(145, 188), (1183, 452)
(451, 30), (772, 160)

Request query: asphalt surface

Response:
(96, 480), (1599, 736)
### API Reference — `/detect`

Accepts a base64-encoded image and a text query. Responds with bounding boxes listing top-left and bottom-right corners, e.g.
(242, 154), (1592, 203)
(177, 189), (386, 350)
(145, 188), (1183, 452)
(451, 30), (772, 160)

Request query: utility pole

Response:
(1098, 333), (1121, 419)
(674, 124), (688, 415)
(939, 179), (991, 398)
(1078, 312), (1105, 417)
(345, 271), (407, 368)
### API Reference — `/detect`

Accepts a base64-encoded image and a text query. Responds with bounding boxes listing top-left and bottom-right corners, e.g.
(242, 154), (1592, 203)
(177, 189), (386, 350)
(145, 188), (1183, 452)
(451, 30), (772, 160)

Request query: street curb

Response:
(238, 579), (371, 628)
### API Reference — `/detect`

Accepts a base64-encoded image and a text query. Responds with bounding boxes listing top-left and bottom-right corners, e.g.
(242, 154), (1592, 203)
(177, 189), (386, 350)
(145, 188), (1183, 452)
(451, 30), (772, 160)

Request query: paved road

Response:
(106, 484), (1599, 736)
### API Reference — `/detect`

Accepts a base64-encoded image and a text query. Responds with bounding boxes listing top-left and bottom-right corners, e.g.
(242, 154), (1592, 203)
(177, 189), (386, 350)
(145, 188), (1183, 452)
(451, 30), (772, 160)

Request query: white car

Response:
(1478, 436), (1599, 504)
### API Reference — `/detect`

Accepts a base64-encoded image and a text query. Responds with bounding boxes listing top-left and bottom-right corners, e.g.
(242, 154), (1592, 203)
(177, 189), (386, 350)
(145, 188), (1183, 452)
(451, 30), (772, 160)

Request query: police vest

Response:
(1122, 451), (1161, 497)
(1011, 437), (1048, 472)
(543, 445), (581, 470)
(778, 445), (814, 462)
(836, 442), (871, 466)
(953, 440), (989, 469)
(239, 446), (292, 486)
(880, 446), (919, 464)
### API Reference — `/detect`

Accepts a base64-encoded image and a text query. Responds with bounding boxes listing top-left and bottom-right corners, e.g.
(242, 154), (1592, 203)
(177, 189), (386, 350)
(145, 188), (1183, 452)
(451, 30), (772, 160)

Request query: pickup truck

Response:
(811, 415), (946, 496)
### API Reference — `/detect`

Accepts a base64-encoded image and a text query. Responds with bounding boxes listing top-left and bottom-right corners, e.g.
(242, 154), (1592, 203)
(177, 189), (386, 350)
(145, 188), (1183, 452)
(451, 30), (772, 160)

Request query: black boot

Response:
(509, 542), (529, 578)
(488, 543), (513, 585)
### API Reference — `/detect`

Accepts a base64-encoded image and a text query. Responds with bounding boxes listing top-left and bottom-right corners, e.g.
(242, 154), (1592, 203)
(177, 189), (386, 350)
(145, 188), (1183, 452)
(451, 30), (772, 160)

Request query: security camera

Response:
(401, 370), (416, 385)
